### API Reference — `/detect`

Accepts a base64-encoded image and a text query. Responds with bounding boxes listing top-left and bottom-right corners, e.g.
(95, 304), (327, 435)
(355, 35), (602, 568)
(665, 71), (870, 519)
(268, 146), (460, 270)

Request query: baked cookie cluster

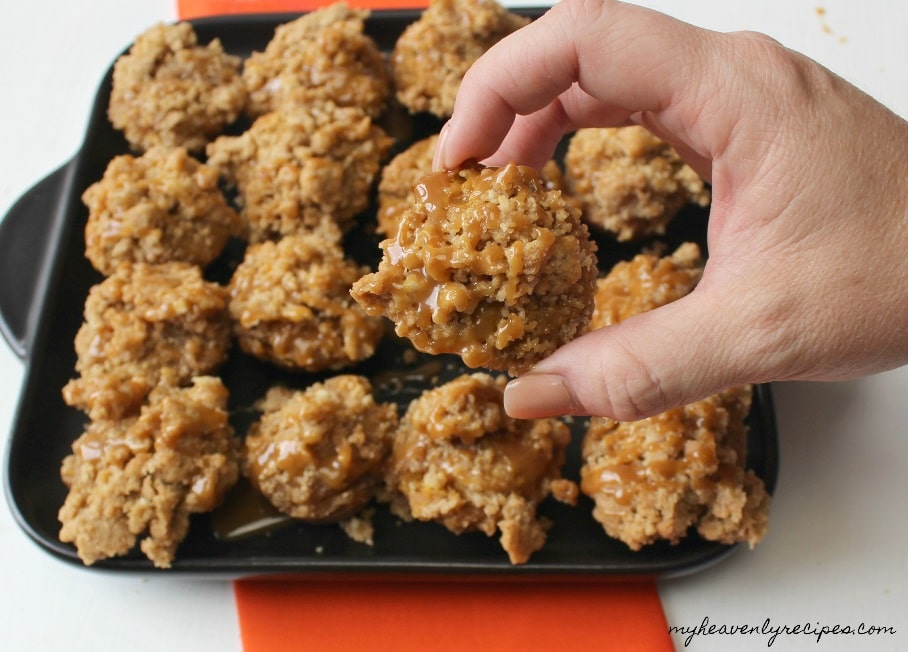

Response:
(352, 162), (599, 376)
(59, 375), (239, 568)
(62, 262), (232, 421)
(242, 3), (389, 119)
(108, 21), (247, 154)
(206, 103), (391, 243)
(581, 386), (771, 550)
(391, 0), (529, 118)
(62, 4), (392, 567)
(227, 234), (385, 372)
(243, 376), (398, 544)
(387, 373), (577, 564)
(589, 241), (704, 330)
(565, 126), (711, 241)
(82, 146), (242, 275)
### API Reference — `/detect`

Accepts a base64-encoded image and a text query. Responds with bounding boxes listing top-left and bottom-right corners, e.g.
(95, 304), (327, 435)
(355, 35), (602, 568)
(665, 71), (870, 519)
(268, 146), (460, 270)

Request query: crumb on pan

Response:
(228, 234), (386, 371)
(206, 103), (392, 243)
(62, 262), (231, 421)
(58, 376), (239, 568)
(340, 508), (377, 546)
(391, 0), (529, 118)
(351, 161), (598, 376)
(589, 242), (704, 330)
(82, 146), (242, 275)
(108, 22), (247, 153)
(242, 2), (389, 119)
(580, 385), (771, 551)
(565, 126), (710, 241)
(242, 376), (398, 525)
(385, 373), (577, 564)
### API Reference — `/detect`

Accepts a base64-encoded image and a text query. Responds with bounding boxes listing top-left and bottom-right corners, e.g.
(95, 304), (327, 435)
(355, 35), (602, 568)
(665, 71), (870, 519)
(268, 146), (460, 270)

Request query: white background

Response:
(0, 1), (905, 650)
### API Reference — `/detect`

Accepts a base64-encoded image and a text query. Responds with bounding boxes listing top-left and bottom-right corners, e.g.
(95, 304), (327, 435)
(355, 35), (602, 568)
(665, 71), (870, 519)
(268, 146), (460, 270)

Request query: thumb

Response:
(503, 286), (749, 420)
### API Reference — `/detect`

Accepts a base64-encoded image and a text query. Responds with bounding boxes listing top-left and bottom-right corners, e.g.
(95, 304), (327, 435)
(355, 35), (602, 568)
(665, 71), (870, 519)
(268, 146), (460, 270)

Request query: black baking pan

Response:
(0, 8), (778, 578)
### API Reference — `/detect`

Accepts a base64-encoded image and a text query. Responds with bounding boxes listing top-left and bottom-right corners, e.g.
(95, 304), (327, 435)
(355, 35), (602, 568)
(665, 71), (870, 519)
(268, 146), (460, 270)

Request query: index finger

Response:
(437, 0), (724, 169)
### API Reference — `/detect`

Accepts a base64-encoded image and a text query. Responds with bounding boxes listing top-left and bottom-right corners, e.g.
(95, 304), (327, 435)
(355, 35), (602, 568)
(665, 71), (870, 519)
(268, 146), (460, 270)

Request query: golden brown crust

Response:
(62, 262), (231, 420)
(391, 0), (529, 118)
(580, 386), (770, 550)
(376, 139), (570, 239)
(351, 162), (598, 376)
(376, 134), (439, 236)
(242, 2), (389, 119)
(206, 104), (392, 243)
(589, 242), (704, 330)
(386, 373), (576, 564)
(82, 146), (241, 275)
(242, 376), (398, 524)
(565, 126), (710, 241)
(108, 22), (247, 153)
(58, 376), (239, 568)
(228, 234), (385, 371)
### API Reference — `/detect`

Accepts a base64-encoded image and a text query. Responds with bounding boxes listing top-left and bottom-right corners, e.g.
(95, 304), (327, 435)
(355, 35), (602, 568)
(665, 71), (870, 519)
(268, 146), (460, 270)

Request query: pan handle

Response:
(0, 162), (73, 360)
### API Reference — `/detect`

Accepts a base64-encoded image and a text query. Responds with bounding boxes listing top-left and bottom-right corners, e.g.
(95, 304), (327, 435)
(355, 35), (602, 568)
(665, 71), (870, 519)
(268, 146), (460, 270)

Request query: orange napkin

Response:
(178, 0), (428, 17)
(234, 576), (673, 651)
(177, 2), (673, 649)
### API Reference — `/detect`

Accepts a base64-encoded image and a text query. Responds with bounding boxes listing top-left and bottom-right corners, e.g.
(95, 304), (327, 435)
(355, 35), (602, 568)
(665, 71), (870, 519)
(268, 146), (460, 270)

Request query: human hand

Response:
(434, 0), (908, 420)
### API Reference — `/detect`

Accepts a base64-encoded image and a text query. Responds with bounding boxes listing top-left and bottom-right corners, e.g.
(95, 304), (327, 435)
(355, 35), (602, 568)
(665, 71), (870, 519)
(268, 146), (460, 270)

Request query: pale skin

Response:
(434, 0), (908, 421)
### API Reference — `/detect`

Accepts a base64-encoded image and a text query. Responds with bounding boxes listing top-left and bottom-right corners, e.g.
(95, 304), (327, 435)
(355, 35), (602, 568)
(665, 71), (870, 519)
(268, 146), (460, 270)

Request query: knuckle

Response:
(596, 332), (672, 420)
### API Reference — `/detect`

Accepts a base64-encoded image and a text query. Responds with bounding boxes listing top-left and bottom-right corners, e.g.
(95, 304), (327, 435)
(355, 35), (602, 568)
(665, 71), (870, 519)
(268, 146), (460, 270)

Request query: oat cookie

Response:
(386, 373), (577, 564)
(108, 22), (247, 153)
(242, 2), (389, 118)
(206, 103), (391, 243)
(228, 234), (385, 371)
(565, 126), (710, 241)
(352, 162), (598, 376)
(59, 376), (239, 568)
(243, 376), (398, 535)
(581, 386), (771, 550)
(82, 146), (241, 275)
(391, 0), (529, 118)
(589, 242), (704, 330)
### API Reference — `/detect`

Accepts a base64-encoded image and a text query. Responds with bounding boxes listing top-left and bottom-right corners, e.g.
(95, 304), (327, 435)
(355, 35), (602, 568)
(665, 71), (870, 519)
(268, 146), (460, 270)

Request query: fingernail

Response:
(503, 373), (583, 418)
(432, 120), (451, 171)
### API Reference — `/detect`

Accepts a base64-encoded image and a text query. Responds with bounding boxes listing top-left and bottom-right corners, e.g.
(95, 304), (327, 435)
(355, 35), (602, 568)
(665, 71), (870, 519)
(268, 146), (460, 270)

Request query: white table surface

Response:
(1, 1), (905, 650)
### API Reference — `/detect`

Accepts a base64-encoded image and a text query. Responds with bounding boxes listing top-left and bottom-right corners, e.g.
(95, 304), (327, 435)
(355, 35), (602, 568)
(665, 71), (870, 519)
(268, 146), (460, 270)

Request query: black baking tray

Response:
(0, 9), (778, 579)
